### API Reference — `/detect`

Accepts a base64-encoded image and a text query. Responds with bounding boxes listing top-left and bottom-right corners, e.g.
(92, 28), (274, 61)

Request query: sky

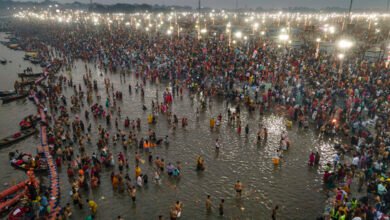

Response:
(34, 0), (388, 9)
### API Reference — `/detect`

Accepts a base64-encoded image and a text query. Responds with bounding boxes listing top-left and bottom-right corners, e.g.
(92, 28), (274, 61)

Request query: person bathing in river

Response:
(315, 152), (320, 165)
(309, 152), (315, 166)
(215, 138), (222, 151)
(234, 180), (243, 197)
(196, 156), (205, 171)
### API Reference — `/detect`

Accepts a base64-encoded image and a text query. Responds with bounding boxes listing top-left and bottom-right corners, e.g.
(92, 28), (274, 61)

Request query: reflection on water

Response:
(0, 32), (339, 219)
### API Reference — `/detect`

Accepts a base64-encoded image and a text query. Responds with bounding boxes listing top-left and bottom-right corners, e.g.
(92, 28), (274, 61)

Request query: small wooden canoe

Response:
(19, 114), (40, 130)
(0, 90), (16, 97)
(0, 128), (37, 148)
(29, 58), (41, 64)
(18, 72), (43, 78)
(18, 80), (35, 87)
(10, 160), (48, 173)
(1, 93), (28, 104)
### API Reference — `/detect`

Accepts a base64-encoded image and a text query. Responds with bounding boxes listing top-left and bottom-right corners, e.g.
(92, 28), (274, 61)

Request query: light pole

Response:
(146, 27), (150, 41)
(226, 22), (232, 47)
(337, 53), (345, 79)
(252, 22), (259, 35)
(177, 26), (181, 38)
(235, 31), (243, 42)
(278, 33), (290, 52)
(167, 29), (172, 42)
(200, 28), (207, 39)
(315, 38), (321, 58)
(198, 0), (201, 40)
(387, 0), (390, 11)
(348, 0), (353, 15)
(337, 39), (353, 79)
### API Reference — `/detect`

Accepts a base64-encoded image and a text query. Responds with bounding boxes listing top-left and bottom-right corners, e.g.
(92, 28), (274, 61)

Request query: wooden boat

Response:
(18, 72), (43, 78)
(29, 57), (41, 64)
(19, 114), (40, 130)
(10, 156), (48, 173)
(1, 93), (28, 104)
(18, 80), (36, 87)
(11, 163), (47, 173)
(40, 62), (49, 68)
(7, 44), (19, 50)
(0, 181), (26, 200)
(7, 204), (30, 219)
(0, 90), (16, 97)
(0, 181), (26, 214)
(0, 128), (37, 147)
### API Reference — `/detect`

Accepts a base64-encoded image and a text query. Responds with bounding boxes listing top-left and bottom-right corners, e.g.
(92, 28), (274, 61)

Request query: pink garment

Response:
(309, 153), (315, 166)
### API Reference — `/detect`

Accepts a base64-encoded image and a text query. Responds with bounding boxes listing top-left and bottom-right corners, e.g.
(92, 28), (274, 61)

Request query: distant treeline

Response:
(0, 0), (192, 13)
(0, 0), (386, 13)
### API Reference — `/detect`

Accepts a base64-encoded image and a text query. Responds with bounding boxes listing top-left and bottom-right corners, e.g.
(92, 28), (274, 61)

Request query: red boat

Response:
(0, 181), (26, 214)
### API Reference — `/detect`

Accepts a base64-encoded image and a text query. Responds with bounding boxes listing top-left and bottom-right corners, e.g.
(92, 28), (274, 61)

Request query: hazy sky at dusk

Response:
(16, 0), (389, 9)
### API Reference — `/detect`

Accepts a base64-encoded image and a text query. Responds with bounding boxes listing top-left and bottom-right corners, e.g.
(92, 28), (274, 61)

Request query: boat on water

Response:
(29, 57), (42, 64)
(23, 52), (38, 61)
(19, 114), (40, 130)
(9, 152), (48, 173)
(17, 80), (36, 87)
(7, 44), (19, 50)
(0, 58), (6, 64)
(40, 61), (49, 68)
(0, 128), (37, 148)
(0, 90), (16, 97)
(18, 72), (43, 78)
(7, 205), (31, 220)
(0, 41), (9, 46)
(1, 93), (28, 104)
(0, 181), (26, 214)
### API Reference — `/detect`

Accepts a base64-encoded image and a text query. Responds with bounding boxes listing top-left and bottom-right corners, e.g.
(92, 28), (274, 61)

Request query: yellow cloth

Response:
(135, 167), (142, 177)
(88, 200), (98, 213)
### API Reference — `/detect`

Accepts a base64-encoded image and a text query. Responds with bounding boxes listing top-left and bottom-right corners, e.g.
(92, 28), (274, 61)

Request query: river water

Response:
(0, 32), (341, 219)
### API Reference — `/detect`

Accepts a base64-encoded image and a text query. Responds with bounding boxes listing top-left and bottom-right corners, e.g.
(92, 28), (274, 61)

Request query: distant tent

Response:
(364, 47), (383, 61)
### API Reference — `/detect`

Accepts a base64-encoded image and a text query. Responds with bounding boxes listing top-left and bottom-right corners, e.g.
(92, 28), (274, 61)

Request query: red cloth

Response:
(13, 132), (21, 138)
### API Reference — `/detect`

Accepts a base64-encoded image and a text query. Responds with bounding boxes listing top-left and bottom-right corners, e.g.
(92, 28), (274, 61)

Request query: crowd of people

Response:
(5, 11), (390, 219)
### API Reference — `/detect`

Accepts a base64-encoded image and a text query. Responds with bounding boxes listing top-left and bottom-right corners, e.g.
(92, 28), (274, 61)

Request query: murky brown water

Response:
(0, 32), (340, 219)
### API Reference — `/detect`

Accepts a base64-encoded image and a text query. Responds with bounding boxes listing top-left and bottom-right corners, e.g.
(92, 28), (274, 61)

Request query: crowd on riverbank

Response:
(4, 12), (390, 219)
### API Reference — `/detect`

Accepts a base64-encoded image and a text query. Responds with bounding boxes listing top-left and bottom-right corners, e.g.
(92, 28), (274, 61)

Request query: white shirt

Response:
(137, 176), (143, 187)
(352, 157), (359, 166)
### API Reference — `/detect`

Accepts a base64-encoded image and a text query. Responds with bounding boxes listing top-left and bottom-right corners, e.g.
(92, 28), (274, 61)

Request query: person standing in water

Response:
(205, 195), (212, 212)
(215, 139), (221, 151)
(308, 152), (315, 166)
(272, 205), (279, 220)
(219, 199), (224, 216)
(86, 199), (98, 217)
(314, 152), (320, 165)
(130, 186), (137, 202)
(174, 201), (183, 218)
(235, 180), (243, 197)
(237, 120), (242, 135)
